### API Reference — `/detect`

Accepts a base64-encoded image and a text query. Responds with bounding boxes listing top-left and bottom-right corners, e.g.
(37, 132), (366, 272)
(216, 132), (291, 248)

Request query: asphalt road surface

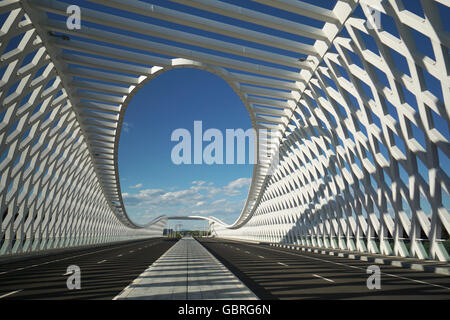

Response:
(1, 237), (449, 300)
(197, 238), (450, 300)
(0, 237), (176, 299)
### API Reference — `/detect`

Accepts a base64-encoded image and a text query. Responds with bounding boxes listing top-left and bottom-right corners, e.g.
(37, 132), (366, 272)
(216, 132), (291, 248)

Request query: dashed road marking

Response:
(0, 290), (23, 299)
(0, 240), (154, 275)
(245, 244), (450, 290)
(313, 274), (335, 283)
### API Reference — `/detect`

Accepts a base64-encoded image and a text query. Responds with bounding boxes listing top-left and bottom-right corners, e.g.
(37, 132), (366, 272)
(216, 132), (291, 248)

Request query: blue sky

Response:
(119, 68), (253, 229)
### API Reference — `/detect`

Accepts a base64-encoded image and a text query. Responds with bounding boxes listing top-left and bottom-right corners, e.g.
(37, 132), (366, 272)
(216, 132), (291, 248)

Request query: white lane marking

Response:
(245, 251), (250, 254)
(0, 240), (154, 275)
(0, 290), (23, 299)
(258, 255), (265, 259)
(0, 272), (7, 275)
(117, 254), (123, 257)
(277, 262), (288, 267)
(383, 272), (450, 289)
(129, 250), (134, 253)
(313, 274), (335, 283)
(97, 260), (107, 264)
(250, 245), (450, 290)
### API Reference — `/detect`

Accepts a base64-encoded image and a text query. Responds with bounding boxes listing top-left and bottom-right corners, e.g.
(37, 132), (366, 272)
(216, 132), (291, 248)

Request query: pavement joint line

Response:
(0, 290), (23, 299)
(0, 239), (156, 275)
(245, 243), (450, 290)
(313, 274), (335, 283)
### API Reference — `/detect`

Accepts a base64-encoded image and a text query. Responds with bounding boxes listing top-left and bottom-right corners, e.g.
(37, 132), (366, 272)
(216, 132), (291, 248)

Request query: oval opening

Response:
(119, 68), (254, 231)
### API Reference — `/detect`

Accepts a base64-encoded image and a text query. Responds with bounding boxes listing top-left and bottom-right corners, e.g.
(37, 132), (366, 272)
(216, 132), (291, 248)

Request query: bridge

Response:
(0, 0), (449, 301)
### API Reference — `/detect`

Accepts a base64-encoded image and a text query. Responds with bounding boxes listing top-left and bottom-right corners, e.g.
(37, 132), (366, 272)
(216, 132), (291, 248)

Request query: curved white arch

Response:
(113, 59), (261, 230)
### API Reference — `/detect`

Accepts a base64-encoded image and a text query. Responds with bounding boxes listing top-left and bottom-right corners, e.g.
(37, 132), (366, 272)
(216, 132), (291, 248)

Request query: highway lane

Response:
(197, 238), (450, 300)
(0, 237), (177, 299)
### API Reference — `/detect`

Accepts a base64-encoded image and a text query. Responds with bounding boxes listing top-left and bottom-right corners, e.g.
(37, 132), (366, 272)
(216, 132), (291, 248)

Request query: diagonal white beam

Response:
(228, 72), (301, 91)
(44, 20), (304, 82)
(32, 0), (316, 64)
(169, 0), (328, 41)
(50, 38), (171, 69)
(252, 0), (339, 23)
(61, 53), (154, 76)
(87, 0), (320, 57)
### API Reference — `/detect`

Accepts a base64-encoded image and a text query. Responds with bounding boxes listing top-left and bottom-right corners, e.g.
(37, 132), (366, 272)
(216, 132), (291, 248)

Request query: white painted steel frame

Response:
(0, 0), (448, 262)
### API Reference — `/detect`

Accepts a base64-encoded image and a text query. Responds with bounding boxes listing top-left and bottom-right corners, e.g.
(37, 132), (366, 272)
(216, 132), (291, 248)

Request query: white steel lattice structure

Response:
(0, 0), (449, 261)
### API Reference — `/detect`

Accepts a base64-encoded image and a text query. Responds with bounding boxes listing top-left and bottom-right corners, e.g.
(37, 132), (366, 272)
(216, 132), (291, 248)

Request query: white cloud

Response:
(212, 199), (226, 205)
(192, 180), (206, 186)
(123, 177), (251, 224)
(122, 122), (133, 133)
(226, 177), (251, 189)
(222, 177), (251, 196)
(129, 183), (143, 189)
